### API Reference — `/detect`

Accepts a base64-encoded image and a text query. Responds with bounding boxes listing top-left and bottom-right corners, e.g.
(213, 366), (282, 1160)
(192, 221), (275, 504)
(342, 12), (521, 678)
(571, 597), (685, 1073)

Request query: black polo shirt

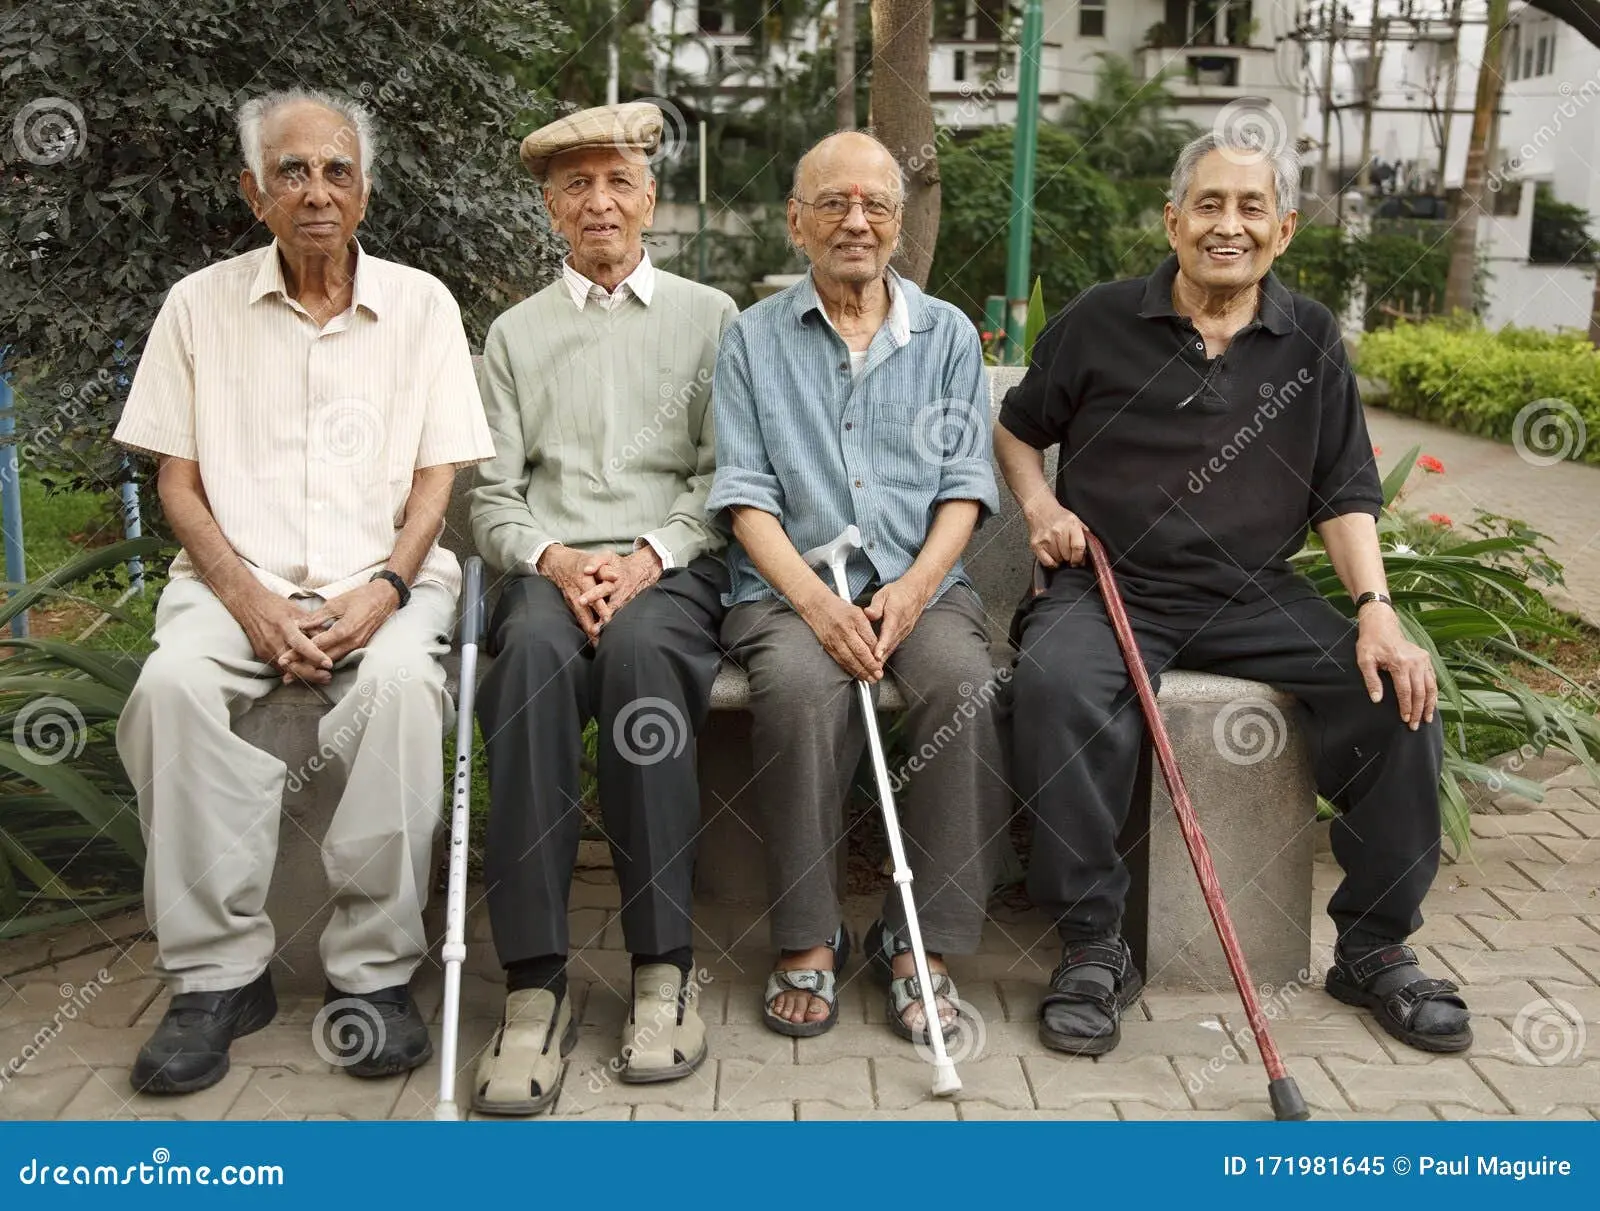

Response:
(999, 255), (1382, 621)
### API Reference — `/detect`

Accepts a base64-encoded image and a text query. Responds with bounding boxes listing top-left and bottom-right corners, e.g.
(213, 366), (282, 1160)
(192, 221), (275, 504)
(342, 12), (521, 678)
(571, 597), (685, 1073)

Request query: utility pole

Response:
(1444, 0), (1510, 314)
(1356, 1), (1384, 191)
(606, 0), (621, 106)
(1435, 0), (1465, 192)
(1316, 1), (1339, 200)
(1003, 0), (1043, 364)
(836, 0), (856, 130)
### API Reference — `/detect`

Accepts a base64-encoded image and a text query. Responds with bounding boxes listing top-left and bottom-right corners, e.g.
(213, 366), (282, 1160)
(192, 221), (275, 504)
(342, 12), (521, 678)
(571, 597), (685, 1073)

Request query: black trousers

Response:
(477, 557), (728, 964)
(1012, 568), (1443, 952)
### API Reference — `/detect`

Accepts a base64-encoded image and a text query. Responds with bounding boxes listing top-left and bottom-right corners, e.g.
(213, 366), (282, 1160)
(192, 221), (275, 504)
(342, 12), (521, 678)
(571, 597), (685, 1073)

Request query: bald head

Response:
(786, 130), (906, 288)
(791, 131), (905, 204)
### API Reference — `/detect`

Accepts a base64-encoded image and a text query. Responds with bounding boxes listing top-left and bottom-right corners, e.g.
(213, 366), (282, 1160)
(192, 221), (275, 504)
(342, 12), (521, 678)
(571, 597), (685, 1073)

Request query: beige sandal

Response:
(619, 963), (707, 1084)
(472, 988), (577, 1116)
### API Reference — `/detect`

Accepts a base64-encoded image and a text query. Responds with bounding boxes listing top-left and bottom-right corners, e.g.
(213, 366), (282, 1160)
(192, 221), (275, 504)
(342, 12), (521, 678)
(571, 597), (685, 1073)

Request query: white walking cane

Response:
(801, 526), (962, 1097)
(435, 554), (485, 1121)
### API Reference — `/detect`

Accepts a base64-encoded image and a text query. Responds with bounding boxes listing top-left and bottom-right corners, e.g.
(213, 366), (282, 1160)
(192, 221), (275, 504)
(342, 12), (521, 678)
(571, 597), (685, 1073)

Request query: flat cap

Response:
(519, 101), (663, 181)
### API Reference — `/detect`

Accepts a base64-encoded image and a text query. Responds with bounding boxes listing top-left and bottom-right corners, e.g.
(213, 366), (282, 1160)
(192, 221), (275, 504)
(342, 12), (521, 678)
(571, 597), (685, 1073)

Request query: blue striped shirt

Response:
(706, 269), (1000, 607)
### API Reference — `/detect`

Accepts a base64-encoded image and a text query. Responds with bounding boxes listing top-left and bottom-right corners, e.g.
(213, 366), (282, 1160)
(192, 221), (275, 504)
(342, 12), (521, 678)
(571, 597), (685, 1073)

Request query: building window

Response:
(1080, 0), (1106, 38)
(1536, 34), (1549, 76)
(953, 50), (967, 81)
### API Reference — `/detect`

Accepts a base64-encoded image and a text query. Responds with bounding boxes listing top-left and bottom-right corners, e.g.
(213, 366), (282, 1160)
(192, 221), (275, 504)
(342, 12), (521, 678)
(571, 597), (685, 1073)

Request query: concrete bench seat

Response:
(245, 366), (1317, 995)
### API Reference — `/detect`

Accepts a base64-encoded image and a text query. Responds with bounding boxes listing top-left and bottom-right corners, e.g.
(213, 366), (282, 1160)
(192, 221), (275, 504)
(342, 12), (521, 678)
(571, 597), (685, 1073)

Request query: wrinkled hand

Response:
(1355, 603), (1436, 729)
(1024, 498), (1089, 569)
(577, 547), (663, 633)
(799, 590), (883, 683)
(229, 584), (335, 686)
(539, 545), (608, 640)
(863, 576), (931, 663)
(291, 579), (400, 677)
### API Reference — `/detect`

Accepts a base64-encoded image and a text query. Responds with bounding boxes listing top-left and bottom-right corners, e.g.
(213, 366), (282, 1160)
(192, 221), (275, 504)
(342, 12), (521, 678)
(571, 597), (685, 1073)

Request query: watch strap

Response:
(371, 569), (411, 609)
(1354, 591), (1393, 612)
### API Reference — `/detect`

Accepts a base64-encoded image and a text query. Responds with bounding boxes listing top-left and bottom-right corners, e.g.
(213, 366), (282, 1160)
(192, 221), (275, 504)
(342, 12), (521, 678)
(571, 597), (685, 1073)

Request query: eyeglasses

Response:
(793, 193), (902, 224)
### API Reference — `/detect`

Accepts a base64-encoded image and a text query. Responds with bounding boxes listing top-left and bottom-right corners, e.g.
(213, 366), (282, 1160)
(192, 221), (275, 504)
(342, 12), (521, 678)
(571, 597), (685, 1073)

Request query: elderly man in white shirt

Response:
(114, 88), (494, 1096)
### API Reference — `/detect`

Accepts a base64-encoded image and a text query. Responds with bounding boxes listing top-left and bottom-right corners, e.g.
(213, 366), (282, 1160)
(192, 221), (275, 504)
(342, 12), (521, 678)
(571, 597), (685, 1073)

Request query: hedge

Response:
(1355, 321), (1600, 466)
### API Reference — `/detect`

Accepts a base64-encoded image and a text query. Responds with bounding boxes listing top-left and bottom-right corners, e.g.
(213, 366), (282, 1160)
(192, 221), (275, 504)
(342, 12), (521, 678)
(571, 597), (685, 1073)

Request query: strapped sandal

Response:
(1037, 936), (1144, 1057)
(1325, 943), (1472, 1053)
(864, 919), (960, 1045)
(472, 987), (578, 1116)
(619, 962), (708, 1084)
(762, 924), (851, 1038)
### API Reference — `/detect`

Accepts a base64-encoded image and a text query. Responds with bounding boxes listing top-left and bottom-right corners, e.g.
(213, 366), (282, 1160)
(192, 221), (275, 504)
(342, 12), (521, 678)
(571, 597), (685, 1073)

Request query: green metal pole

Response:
(1003, 0), (1044, 365)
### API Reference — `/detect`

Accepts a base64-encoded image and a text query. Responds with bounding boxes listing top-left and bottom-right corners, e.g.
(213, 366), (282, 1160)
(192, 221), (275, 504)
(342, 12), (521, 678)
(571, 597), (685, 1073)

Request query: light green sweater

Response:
(470, 270), (738, 573)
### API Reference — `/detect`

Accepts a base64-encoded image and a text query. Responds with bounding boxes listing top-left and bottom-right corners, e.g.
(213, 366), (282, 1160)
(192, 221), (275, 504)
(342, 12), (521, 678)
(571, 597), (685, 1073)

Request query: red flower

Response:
(1428, 512), (1453, 526)
(1371, 444), (1383, 457)
(1417, 455), (1445, 474)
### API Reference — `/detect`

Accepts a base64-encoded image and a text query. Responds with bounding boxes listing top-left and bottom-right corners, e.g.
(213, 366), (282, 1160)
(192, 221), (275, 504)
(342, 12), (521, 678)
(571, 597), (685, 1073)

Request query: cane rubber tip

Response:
(931, 1063), (962, 1098)
(1268, 1077), (1311, 1121)
(434, 1101), (463, 1122)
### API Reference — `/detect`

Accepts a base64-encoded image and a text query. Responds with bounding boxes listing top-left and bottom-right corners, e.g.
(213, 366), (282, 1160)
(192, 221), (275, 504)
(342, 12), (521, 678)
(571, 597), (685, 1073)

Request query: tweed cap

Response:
(519, 101), (663, 181)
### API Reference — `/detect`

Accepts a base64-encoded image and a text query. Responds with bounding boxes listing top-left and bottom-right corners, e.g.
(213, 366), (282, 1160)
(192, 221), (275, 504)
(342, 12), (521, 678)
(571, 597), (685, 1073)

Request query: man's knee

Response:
(127, 644), (227, 713)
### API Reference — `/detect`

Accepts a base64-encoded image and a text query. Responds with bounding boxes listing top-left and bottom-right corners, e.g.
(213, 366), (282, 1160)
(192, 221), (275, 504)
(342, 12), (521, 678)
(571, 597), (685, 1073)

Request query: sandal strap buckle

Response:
(1341, 943), (1419, 986)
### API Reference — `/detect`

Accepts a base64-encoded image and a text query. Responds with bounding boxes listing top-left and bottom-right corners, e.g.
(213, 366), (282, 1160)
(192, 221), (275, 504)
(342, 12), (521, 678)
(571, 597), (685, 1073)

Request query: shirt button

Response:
(854, 479), (863, 488)
(867, 541), (876, 550)
(839, 363), (848, 373)
(845, 422), (853, 430)
(1195, 340), (1204, 351)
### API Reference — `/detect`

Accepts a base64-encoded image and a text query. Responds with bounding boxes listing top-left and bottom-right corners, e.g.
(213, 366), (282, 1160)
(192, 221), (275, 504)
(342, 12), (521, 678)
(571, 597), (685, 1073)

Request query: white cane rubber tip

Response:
(931, 1063), (962, 1097)
(434, 1101), (463, 1122)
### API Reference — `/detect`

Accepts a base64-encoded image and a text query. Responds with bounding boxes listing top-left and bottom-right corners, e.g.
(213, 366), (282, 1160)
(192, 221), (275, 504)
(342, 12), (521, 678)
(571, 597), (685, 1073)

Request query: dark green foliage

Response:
(1529, 183), (1597, 266)
(1, 0), (567, 491)
(1059, 53), (1199, 214)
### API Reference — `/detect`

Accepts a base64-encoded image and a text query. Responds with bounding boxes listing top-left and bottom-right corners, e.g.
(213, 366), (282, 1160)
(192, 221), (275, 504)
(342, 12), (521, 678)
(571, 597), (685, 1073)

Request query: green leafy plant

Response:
(1295, 450), (1600, 855)
(0, 537), (167, 936)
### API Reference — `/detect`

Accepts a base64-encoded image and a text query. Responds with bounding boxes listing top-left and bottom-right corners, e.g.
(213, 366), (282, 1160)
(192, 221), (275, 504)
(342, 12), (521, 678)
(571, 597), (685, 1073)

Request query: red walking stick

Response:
(1038, 534), (1310, 1121)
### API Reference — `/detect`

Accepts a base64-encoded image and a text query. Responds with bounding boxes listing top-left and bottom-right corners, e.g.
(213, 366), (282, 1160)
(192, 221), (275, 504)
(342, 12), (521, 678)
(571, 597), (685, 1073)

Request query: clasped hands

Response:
(540, 543), (664, 642)
(235, 577), (402, 687)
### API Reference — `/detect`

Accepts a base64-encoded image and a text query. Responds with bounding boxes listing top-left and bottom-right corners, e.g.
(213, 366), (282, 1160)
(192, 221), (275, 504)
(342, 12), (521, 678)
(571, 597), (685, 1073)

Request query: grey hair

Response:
(237, 89), (377, 181)
(1170, 130), (1300, 214)
(789, 129), (908, 202)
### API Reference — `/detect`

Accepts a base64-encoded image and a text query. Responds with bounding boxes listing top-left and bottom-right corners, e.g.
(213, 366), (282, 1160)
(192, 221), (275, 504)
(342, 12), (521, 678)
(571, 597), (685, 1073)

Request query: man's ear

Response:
(1275, 209), (1299, 255)
(1162, 200), (1179, 250)
(240, 169), (266, 220)
(786, 197), (804, 253)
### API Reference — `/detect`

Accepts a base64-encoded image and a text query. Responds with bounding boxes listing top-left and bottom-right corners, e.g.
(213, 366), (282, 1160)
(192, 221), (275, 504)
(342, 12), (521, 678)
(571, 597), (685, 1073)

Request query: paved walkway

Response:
(1365, 407), (1600, 627)
(2, 754), (1597, 1122)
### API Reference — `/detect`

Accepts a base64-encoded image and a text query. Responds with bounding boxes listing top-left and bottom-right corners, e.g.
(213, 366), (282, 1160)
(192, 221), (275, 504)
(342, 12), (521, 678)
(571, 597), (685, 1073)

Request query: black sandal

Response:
(1325, 943), (1472, 1053)
(1038, 936), (1144, 1057)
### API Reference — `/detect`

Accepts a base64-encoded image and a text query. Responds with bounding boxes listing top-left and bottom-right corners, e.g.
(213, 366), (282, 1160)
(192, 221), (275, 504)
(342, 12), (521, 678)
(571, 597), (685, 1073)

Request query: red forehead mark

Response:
(848, 184), (864, 200)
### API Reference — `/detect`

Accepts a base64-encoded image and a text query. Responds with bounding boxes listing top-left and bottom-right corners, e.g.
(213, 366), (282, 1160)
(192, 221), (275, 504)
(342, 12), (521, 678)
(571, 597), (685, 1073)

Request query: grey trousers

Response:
(722, 585), (1007, 954)
(117, 577), (455, 994)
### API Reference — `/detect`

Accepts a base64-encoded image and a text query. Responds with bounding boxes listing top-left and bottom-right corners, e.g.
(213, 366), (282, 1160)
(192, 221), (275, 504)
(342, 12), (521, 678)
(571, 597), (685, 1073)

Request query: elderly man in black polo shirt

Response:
(995, 130), (1471, 1057)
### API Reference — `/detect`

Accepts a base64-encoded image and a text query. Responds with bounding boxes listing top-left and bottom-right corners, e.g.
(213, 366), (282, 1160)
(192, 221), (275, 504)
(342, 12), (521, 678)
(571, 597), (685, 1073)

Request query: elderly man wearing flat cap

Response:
(468, 101), (738, 1115)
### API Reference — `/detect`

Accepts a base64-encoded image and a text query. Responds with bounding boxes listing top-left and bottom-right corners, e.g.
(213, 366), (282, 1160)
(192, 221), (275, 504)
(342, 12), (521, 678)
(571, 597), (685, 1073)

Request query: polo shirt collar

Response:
(793, 266), (928, 345)
(562, 249), (655, 310)
(1137, 254), (1294, 337)
(250, 238), (383, 319)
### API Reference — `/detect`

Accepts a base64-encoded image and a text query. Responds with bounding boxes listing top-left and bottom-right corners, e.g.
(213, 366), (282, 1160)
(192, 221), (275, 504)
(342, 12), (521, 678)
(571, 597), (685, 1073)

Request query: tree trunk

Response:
(836, 0), (856, 131)
(870, 0), (939, 286)
(1443, 0), (1509, 315)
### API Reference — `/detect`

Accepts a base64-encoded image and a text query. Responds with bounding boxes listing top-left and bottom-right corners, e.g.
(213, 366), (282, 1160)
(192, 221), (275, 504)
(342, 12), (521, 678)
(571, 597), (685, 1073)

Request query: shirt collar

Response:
(562, 249), (655, 310)
(795, 266), (918, 347)
(249, 238), (383, 319)
(1138, 254), (1294, 337)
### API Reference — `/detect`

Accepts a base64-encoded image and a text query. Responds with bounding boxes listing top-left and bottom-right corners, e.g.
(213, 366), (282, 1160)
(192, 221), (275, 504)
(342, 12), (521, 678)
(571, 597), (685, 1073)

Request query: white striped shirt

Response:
(115, 240), (495, 599)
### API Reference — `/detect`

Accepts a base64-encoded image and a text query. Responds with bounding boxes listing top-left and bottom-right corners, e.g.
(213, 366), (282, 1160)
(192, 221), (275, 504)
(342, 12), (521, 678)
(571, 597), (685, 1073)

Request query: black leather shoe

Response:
(130, 970), (277, 1095)
(320, 983), (433, 1078)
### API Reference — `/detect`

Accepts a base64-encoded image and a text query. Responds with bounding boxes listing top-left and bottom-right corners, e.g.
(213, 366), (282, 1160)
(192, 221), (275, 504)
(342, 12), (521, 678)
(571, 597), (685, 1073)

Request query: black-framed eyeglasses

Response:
(793, 193), (902, 224)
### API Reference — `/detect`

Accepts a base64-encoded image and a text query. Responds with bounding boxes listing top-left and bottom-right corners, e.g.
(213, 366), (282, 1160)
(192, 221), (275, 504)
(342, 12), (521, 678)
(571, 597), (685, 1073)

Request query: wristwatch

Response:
(1353, 591), (1393, 612)
(371, 569), (411, 609)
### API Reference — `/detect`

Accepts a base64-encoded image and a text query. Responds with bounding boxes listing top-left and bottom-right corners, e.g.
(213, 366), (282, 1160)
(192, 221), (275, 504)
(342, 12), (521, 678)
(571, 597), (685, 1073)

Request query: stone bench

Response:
(244, 366), (1315, 993)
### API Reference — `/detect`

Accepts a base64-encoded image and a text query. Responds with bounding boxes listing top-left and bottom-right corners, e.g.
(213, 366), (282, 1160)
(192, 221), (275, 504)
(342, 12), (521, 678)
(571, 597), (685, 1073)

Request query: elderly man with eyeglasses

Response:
(707, 131), (1006, 1046)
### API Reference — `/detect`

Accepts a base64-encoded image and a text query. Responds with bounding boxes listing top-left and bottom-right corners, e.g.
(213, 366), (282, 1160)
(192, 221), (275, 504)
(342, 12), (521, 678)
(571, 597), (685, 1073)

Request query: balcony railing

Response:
(1138, 44), (1282, 98)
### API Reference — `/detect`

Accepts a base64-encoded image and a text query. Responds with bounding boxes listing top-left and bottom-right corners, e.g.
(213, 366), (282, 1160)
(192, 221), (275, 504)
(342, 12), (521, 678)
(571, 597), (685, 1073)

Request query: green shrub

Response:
(1356, 322), (1600, 464)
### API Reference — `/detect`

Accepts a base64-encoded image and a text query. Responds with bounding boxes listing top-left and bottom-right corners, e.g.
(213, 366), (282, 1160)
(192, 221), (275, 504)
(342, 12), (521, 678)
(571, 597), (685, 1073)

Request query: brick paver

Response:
(4, 764), (1599, 1123)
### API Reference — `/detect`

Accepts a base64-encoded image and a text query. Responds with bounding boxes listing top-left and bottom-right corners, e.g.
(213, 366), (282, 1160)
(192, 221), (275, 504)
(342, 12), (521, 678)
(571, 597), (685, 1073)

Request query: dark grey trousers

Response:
(722, 585), (1008, 955)
(477, 558), (727, 963)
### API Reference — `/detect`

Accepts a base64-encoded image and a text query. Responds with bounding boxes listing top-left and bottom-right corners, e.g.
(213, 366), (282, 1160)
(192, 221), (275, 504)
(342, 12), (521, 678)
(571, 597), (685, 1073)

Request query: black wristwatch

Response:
(1353, 591), (1393, 613)
(371, 569), (411, 609)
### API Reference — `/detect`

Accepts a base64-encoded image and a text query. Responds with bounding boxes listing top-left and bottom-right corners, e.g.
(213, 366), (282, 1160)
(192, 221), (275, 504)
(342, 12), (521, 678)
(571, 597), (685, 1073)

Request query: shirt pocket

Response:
(869, 399), (940, 490)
